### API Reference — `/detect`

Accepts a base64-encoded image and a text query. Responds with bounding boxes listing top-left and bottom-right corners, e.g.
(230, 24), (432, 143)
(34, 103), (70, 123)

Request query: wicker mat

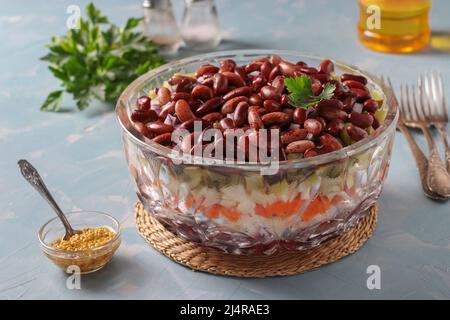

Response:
(135, 202), (378, 278)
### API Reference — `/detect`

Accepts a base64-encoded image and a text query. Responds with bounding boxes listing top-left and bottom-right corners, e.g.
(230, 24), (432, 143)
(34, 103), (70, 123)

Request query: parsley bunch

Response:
(285, 75), (336, 109)
(40, 3), (166, 111)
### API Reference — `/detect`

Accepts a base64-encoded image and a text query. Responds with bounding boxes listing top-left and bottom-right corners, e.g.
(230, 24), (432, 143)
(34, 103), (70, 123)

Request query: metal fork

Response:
(400, 81), (450, 198)
(419, 73), (450, 173)
(382, 76), (446, 200)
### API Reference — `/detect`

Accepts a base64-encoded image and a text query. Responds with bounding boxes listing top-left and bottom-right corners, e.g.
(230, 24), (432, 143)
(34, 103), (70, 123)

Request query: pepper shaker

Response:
(181, 0), (222, 50)
(142, 0), (182, 55)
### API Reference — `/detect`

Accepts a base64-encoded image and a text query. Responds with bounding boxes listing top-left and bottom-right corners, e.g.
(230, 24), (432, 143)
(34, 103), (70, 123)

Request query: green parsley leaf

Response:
(285, 75), (336, 109)
(41, 90), (64, 112)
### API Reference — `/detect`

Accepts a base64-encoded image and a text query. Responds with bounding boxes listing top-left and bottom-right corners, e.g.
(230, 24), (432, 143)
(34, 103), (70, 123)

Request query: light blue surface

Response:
(1, 0), (450, 300)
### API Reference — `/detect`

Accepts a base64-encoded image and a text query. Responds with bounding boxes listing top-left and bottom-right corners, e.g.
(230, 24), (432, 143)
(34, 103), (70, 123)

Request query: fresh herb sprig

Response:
(40, 3), (166, 111)
(285, 75), (335, 109)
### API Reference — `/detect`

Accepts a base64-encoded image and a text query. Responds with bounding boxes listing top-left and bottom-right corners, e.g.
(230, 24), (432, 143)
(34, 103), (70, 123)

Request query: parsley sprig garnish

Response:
(285, 75), (336, 109)
(40, 3), (166, 111)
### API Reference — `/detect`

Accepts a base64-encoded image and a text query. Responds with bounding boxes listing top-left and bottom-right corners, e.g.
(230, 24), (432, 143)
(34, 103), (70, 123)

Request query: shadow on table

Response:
(78, 255), (148, 293)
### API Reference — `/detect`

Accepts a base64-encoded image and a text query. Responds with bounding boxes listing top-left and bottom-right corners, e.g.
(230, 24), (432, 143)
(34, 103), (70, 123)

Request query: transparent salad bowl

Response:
(116, 50), (398, 255)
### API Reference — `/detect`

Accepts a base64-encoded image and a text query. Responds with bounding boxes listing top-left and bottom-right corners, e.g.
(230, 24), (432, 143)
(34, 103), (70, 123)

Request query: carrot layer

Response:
(255, 196), (305, 219)
(301, 195), (332, 222)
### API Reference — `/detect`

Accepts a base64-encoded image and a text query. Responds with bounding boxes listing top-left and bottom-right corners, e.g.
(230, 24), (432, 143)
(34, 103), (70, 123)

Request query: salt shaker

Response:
(181, 0), (222, 50)
(142, 0), (182, 55)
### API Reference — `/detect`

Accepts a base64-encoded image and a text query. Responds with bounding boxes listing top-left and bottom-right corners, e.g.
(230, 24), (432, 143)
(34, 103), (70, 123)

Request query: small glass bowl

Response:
(38, 211), (121, 274)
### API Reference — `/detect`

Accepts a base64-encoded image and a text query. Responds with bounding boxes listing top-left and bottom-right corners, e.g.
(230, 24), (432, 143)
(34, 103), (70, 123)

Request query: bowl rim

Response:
(38, 210), (122, 256)
(116, 49), (399, 170)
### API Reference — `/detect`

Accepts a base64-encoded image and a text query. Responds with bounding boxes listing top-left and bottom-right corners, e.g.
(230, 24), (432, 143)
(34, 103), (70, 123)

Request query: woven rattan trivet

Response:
(135, 202), (378, 278)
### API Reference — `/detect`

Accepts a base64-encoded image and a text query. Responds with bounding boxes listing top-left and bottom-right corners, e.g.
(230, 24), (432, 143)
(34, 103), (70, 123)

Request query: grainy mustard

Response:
(51, 227), (115, 251)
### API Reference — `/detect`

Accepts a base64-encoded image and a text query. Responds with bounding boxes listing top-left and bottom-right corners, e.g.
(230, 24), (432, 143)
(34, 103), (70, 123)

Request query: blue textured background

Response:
(1, 0), (450, 299)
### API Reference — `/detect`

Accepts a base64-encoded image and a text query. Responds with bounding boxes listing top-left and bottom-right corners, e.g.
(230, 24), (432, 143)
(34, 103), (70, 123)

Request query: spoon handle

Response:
(18, 159), (75, 237)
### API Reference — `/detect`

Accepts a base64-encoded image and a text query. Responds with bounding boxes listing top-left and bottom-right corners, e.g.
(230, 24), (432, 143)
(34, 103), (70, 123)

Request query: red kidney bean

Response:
(311, 73), (332, 84)
(343, 80), (367, 90)
(280, 94), (289, 107)
(147, 121), (174, 135)
(172, 92), (192, 101)
(319, 133), (343, 151)
(233, 101), (249, 127)
(219, 59), (236, 73)
(192, 84), (214, 101)
(168, 75), (196, 86)
(350, 87), (370, 102)
(317, 105), (347, 121)
(271, 76), (285, 95)
(178, 119), (207, 132)
(301, 67), (319, 74)
(341, 73), (368, 85)
(202, 112), (223, 124)
(174, 77), (194, 93)
(261, 112), (290, 127)
(325, 118), (344, 136)
(248, 110), (265, 130)
(319, 59), (334, 74)
(213, 73), (229, 94)
(316, 116), (327, 129)
(175, 99), (196, 122)
(285, 140), (316, 154)
(372, 114), (380, 129)
(131, 109), (158, 123)
(249, 105), (266, 115)
(293, 108), (306, 124)
(270, 54), (282, 66)
(306, 106), (319, 119)
(197, 73), (215, 88)
(223, 86), (252, 101)
(260, 85), (281, 101)
(157, 88), (171, 106)
(152, 132), (172, 146)
(311, 81), (323, 95)
(304, 118), (323, 136)
(342, 95), (356, 112)
(195, 64), (219, 78)
(263, 99), (281, 113)
(317, 98), (344, 110)
(222, 71), (246, 87)
(234, 67), (248, 83)
(329, 80), (350, 98)
(135, 122), (153, 139)
(249, 93), (263, 107)
(195, 97), (223, 117)
(159, 101), (176, 120)
(346, 123), (368, 141)
(252, 75), (267, 91)
(268, 65), (282, 81)
(136, 95), (151, 110)
(281, 128), (308, 145)
(221, 96), (248, 114)
(260, 61), (273, 79)
(278, 60), (299, 77)
(363, 99), (379, 113)
(282, 108), (294, 120)
(245, 62), (262, 73)
(348, 112), (374, 129)
(220, 117), (235, 130)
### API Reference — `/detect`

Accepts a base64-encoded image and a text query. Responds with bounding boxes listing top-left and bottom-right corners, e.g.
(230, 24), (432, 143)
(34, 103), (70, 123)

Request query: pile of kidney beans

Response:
(130, 55), (382, 161)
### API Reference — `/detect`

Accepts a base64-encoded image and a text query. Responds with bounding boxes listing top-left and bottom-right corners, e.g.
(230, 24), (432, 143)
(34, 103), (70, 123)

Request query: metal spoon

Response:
(18, 159), (80, 240)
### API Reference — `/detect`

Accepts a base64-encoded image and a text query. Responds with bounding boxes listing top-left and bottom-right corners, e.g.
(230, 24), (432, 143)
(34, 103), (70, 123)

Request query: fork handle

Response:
(397, 124), (434, 196)
(419, 124), (450, 198)
(436, 124), (450, 173)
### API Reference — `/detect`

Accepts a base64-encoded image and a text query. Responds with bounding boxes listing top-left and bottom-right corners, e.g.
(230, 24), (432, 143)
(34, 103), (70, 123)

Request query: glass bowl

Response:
(116, 50), (398, 255)
(38, 211), (121, 273)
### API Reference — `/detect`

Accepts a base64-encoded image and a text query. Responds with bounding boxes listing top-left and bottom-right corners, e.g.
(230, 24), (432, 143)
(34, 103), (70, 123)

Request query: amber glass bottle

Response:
(358, 0), (431, 53)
